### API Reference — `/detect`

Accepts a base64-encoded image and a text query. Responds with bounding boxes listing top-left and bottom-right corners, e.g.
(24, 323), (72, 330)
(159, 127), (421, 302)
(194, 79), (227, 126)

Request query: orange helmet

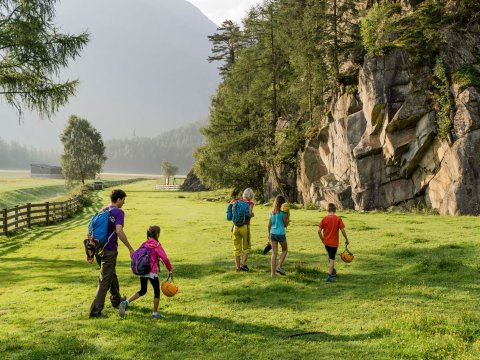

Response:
(340, 247), (354, 263)
(161, 275), (178, 297)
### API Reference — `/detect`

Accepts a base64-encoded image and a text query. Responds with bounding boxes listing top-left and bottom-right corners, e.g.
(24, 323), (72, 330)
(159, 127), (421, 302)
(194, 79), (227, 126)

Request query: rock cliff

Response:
(296, 25), (480, 215)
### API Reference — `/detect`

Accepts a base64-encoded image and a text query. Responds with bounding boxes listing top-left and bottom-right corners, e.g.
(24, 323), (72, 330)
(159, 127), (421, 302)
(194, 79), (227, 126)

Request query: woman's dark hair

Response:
(271, 195), (286, 214)
(110, 189), (127, 203)
(147, 225), (160, 239)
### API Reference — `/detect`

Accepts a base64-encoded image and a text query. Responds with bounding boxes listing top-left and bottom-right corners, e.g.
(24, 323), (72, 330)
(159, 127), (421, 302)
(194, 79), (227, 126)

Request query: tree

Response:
(0, 0), (89, 119)
(60, 115), (106, 184)
(207, 20), (243, 78)
(161, 161), (179, 185)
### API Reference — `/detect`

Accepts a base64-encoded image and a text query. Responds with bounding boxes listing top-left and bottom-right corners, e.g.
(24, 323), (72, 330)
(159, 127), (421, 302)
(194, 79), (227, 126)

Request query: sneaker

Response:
(326, 275), (335, 283)
(152, 313), (164, 319)
(240, 264), (249, 271)
(113, 296), (127, 309)
(276, 266), (286, 276)
(332, 268), (337, 277)
(118, 300), (128, 318)
(263, 243), (272, 255)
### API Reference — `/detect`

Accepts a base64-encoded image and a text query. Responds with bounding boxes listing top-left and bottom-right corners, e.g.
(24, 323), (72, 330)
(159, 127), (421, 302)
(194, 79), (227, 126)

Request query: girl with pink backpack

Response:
(119, 225), (173, 319)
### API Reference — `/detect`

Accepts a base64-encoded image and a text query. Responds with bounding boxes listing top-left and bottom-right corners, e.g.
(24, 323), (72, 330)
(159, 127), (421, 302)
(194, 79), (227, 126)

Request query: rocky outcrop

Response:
(180, 169), (209, 191)
(296, 42), (480, 215)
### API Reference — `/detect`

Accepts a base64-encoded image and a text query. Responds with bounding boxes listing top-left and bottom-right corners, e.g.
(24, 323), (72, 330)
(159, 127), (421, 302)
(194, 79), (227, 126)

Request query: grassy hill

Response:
(0, 180), (478, 359)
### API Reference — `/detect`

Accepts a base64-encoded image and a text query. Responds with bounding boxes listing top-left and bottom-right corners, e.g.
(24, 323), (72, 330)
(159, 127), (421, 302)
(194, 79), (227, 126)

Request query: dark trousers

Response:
(89, 250), (121, 317)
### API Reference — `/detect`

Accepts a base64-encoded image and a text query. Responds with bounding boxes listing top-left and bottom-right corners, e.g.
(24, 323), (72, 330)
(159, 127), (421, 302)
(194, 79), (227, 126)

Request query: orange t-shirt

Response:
(319, 214), (345, 247)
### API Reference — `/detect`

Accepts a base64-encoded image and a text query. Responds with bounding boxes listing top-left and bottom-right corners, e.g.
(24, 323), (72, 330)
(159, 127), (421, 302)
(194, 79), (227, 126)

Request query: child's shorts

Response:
(270, 234), (286, 243)
(325, 245), (338, 260)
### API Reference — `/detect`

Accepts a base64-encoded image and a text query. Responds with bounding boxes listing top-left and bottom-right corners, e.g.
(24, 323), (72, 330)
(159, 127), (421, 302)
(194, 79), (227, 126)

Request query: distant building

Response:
(30, 164), (64, 179)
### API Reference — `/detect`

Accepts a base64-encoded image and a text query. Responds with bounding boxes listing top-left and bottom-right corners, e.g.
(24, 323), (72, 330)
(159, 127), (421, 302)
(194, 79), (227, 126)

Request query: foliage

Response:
(60, 115), (106, 184)
(161, 161), (179, 184)
(361, 3), (400, 56)
(0, 183), (479, 359)
(207, 20), (243, 78)
(432, 57), (453, 140)
(0, 0), (89, 119)
(451, 65), (480, 90)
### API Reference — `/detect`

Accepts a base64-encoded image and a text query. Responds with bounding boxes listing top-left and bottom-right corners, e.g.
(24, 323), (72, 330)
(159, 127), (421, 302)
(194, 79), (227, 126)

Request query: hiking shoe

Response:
(152, 313), (164, 319)
(263, 243), (272, 255)
(276, 266), (286, 276)
(332, 268), (337, 277)
(240, 264), (250, 271)
(113, 296), (127, 309)
(118, 300), (128, 318)
(326, 275), (335, 283)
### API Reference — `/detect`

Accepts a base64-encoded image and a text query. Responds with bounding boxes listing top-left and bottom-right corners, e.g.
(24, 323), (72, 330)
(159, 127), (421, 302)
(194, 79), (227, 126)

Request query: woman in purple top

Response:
(89, 189), (135, 318)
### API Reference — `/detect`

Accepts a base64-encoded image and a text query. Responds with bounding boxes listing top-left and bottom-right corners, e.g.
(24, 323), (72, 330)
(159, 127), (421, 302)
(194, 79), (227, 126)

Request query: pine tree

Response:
(208, 20), (243, 78)
(0, 0), (89, 119)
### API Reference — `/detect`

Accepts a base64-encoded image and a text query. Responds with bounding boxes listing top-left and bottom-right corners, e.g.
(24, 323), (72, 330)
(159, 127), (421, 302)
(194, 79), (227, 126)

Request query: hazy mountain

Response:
(0, 119), (205, 173)
(104, 119), (206, 174)
(0, 0), (219, 150)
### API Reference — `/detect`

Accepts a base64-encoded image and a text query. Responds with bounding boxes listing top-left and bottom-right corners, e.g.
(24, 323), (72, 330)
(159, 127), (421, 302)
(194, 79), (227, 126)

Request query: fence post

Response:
(14, 205), (18, 229)
(46, 202), (50, 225)
(2, 208), (7, 235)
(27, 203), (31, 228)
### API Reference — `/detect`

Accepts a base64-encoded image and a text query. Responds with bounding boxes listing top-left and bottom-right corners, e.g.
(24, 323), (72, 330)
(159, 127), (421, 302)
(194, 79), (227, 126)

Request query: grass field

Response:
(0, 180), (479, 359)
(0, 171), (71, 209)
(0, 171), (183, 209)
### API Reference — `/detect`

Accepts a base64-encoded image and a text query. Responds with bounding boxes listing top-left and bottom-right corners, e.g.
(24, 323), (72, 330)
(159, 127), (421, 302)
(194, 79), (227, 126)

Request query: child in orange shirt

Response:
(318, 203), (349, 282)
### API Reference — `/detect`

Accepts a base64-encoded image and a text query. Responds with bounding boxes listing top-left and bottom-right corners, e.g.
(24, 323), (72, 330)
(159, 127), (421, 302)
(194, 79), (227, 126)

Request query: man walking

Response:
(89, 189), (134, 317)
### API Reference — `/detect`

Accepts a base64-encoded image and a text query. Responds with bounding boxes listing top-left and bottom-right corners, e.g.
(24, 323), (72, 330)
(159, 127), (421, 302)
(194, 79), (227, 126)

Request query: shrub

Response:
(305, 201), (318, 210)
(361, 3), (401, 56)
(451, 65), (480, 90)
(432, 57), (453, 140)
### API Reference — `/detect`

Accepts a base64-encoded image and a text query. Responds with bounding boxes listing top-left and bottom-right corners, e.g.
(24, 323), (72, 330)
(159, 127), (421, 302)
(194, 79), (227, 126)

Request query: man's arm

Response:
(341, 228), (349, 246)
(116, 224), (134, 257)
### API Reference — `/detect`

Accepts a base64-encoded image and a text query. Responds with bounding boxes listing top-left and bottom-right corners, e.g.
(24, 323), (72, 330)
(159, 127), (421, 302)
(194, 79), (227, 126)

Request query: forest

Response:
(0, 120), (204, 174)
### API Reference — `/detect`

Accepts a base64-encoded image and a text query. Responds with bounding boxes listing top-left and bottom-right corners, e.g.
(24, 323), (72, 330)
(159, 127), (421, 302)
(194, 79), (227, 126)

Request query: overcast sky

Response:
(187, 0), (260, 25)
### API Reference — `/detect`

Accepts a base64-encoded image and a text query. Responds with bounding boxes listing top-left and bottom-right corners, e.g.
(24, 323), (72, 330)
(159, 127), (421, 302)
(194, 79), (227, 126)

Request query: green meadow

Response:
(0, 180), (479, 359)
(0, 171), (70, 209)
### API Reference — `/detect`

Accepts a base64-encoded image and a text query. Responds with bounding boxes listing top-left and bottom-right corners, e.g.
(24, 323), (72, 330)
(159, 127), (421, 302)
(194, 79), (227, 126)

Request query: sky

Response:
(187, 0), (260, 25)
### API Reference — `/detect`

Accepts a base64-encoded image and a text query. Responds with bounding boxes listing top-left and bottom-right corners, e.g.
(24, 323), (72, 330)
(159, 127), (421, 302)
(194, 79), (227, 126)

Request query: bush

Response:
(361, 3), (401, 56)
(452, 65), (480, 90)
(432, 57), (453, 139)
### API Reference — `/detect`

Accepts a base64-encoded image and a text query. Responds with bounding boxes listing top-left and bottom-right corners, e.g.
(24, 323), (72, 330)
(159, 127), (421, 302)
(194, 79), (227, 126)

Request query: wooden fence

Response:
(0, 197), (80, 236)
(154, 184), (181, 191)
